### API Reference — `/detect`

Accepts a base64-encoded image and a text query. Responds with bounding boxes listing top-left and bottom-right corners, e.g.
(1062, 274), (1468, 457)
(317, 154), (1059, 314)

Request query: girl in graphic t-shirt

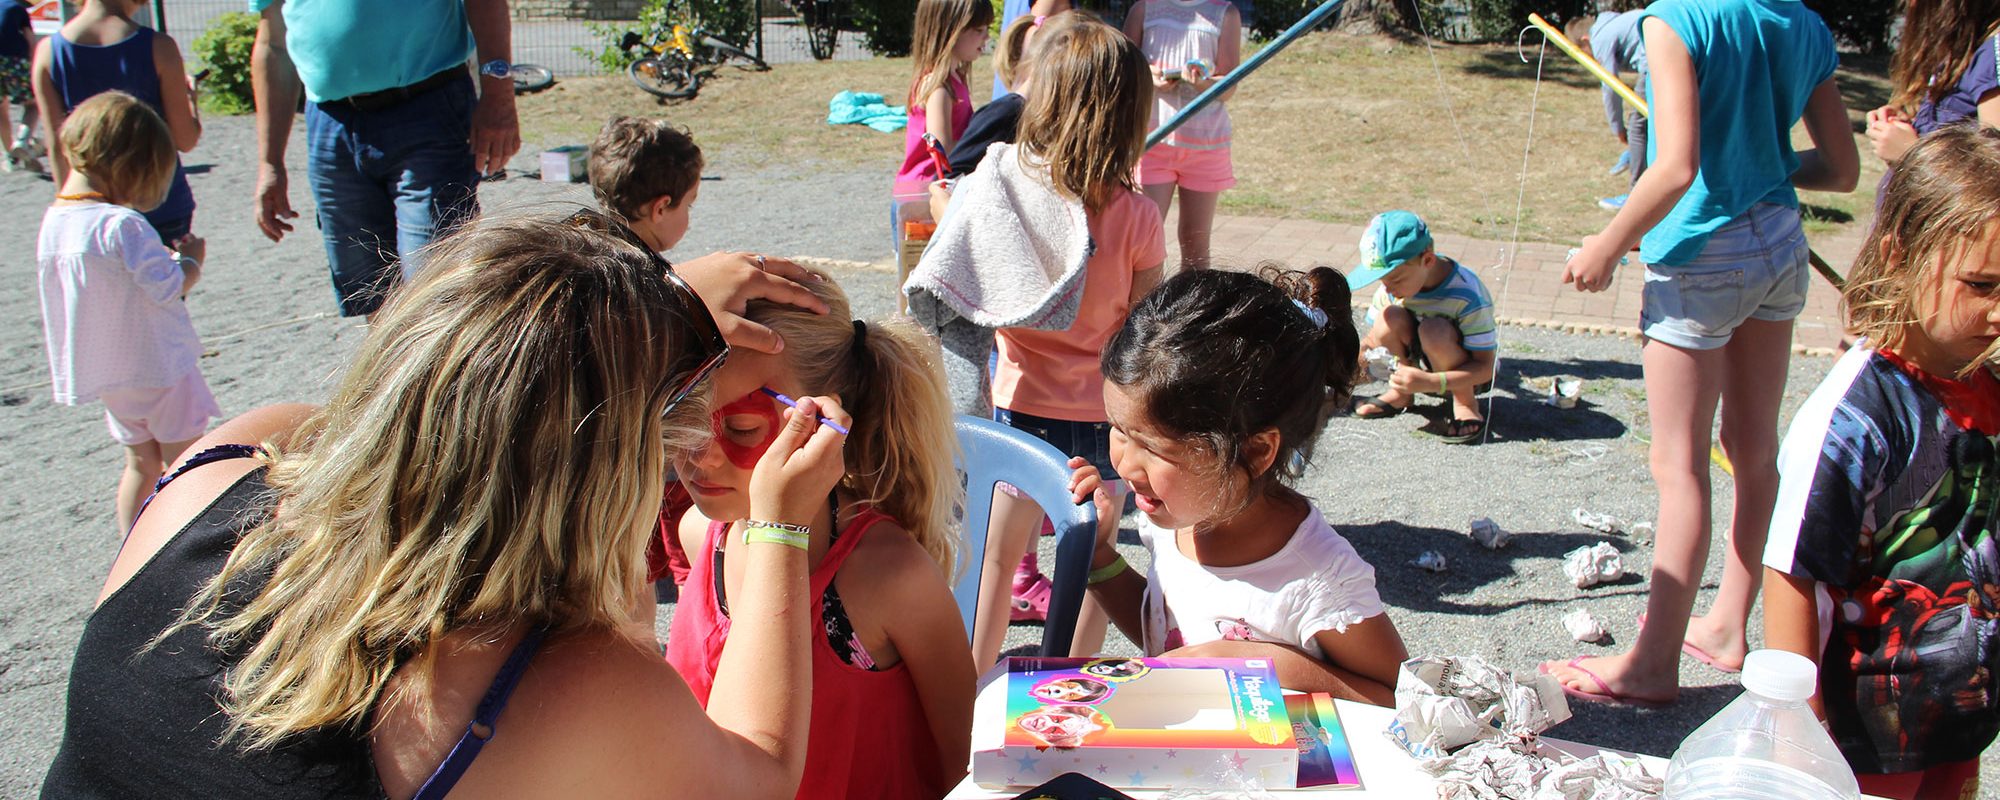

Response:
(1762, 125), (2000, 800)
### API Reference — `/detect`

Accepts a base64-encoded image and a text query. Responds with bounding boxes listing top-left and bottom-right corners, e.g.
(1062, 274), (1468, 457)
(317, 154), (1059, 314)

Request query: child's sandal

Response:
(1353, 395), (1406, 419)
(1437, 417), (1485, 445)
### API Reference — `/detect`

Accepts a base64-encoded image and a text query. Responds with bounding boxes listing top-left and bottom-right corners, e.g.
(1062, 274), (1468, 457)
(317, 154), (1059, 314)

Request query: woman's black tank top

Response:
(38, 470), (381, 799)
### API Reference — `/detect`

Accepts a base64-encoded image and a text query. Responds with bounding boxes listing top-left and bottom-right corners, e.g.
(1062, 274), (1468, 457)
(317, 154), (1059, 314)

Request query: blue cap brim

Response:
(1346, 264), (1394, 290)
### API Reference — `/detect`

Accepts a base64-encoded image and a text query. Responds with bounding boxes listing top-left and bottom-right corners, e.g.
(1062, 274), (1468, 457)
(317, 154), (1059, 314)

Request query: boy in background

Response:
(587, 115), (703, 253)
(1348, 210), (1497, 445)
(1567, 11), (1646, 211)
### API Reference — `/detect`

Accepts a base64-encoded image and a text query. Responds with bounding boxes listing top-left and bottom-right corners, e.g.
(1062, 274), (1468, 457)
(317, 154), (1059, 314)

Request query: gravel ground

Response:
(1, 114), (1989, 796)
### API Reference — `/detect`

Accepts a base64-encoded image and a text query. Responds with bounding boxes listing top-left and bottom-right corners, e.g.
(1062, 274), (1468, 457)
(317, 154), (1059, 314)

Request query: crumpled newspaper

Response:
(1412, 550), (1450, 573)
(1572, 508), (1624, 534)
(1563, 542), (1625, 589)
(1562, 608), (1608, 643)
(1365, 347), (1400, 381)
(1546, 376), (1583, 409)
(1427, 738), (1662, 800)
(1469, 517), (1511, 549)
(1384, 656), (1571, 761)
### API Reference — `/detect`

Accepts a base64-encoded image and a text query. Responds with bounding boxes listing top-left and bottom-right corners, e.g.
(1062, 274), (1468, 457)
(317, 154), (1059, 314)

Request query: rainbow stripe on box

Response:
(1287, 692), (1362, 789)
(973, 656), (1299, 790)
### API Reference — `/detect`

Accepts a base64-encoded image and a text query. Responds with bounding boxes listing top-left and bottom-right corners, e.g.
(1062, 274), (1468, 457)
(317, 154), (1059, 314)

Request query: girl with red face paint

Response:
(664, 268), (975, 800)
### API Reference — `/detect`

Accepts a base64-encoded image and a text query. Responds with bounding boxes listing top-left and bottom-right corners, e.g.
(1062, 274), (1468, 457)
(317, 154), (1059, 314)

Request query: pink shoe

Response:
(1011, 553), (1052, 623)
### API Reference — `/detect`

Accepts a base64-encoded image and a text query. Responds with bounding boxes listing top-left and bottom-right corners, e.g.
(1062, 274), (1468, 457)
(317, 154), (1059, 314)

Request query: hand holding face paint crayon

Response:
(747, 394), (851, 525)
(760, 387), (850, 434)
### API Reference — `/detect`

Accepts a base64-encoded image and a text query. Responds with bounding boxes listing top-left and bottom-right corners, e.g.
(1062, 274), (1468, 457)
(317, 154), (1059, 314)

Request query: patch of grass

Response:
(516, 55), (934, 171)
(1230, 34), (1889, 244)
(517, 32), (1891, 245)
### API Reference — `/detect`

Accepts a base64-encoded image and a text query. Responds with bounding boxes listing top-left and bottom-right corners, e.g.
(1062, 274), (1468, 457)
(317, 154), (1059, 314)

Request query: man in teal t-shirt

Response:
(250, 0), (521, 318)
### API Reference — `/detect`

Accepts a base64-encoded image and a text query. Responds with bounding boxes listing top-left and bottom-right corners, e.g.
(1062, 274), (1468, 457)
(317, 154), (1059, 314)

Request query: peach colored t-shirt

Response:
(992, 189), (1166, 420)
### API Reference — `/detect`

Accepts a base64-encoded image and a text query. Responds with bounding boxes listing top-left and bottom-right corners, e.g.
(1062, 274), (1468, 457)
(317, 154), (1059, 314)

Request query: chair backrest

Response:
(952, 415), (1098, 656)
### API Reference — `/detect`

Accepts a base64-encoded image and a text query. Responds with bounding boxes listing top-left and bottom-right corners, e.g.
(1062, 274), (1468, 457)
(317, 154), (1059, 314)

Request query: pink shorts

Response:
(1138, 144), (1235, 192)
(100, 369), (220, 446)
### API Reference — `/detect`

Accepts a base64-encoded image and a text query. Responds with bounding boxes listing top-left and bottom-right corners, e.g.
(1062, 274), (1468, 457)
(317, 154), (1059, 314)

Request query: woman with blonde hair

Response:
(668, 269), (975, 799)
(40, 211), (848, 799)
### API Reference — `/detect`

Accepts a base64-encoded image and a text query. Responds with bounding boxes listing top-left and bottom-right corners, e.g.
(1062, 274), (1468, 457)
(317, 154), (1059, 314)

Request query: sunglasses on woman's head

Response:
(562, 208), (729, 419)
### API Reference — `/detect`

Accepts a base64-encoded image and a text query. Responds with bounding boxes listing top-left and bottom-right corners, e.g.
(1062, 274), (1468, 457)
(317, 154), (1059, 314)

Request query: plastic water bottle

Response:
(1661, 650), (1859, 800)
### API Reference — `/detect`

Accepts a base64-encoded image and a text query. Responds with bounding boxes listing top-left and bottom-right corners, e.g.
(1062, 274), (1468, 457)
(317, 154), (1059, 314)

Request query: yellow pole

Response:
(1526, 13), (1649, 117)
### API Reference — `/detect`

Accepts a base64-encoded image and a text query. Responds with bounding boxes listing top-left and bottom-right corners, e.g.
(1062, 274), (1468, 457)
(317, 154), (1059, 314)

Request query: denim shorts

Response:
(1640, 203), (1810, 351)
(305, 75), (480, 317)
(994, 407), (1119, 481)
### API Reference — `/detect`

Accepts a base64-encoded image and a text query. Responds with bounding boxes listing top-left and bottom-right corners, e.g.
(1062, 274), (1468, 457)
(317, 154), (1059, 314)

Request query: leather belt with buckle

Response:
(323, 68), (462, 113)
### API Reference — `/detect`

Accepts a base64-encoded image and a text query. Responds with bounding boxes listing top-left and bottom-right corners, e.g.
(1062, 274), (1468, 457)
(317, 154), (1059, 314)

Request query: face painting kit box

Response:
(972, 657), (1357, 791)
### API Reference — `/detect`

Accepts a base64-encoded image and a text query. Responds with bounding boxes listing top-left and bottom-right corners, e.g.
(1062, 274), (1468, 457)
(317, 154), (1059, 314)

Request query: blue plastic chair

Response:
(952, 415), (1098, 656)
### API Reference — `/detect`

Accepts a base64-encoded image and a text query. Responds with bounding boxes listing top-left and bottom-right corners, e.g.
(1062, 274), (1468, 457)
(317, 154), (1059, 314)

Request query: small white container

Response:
(540, 145), (588, 183)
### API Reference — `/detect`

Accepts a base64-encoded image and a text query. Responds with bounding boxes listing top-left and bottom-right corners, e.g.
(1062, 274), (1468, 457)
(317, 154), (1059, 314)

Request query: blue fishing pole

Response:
(1144, 0), (1351, 150)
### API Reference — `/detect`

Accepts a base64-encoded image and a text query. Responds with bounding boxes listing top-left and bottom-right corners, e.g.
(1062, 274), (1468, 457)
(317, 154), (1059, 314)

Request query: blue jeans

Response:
(994, 407), (1120, 481)
(305, 75), (479, 317)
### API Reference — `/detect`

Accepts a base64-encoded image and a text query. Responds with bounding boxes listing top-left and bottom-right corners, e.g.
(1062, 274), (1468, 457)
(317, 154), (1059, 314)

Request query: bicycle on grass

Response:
(620, 19), (769, 100)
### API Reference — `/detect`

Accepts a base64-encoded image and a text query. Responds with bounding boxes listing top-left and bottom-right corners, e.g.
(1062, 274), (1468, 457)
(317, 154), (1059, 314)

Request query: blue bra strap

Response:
(127, 443), (264, 534)
(411, 627), (550, 800)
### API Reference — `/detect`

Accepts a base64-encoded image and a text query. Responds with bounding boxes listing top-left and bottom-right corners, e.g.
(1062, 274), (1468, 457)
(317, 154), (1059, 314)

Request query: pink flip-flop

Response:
(1637, 612), (1743, 674)
(1680, 640), (1742, 674)
(1539, 657), (1673, 708)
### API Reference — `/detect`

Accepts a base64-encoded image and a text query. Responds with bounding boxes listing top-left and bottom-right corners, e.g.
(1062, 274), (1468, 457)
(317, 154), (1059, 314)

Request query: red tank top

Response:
(665, 507), (947, 800)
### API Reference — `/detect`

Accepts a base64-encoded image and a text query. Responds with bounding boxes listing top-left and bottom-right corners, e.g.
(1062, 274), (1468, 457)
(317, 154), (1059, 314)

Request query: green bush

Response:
(190, 11), (258, 115)
(1802, 0), (1894, 55)
(1413, 0), (1593, 43)
(1247, 0), (1336, 40)
(580, 0), (763, 74)
(854, 0), (919, 55)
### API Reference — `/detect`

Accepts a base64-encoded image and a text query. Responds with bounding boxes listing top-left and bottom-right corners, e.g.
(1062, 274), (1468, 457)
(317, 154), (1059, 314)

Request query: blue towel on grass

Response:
(828, 91), (907, 132)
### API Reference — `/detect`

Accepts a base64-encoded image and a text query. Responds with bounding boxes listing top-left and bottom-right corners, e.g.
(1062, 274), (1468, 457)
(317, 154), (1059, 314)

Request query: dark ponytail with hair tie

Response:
(1101, 262), (1363, 501)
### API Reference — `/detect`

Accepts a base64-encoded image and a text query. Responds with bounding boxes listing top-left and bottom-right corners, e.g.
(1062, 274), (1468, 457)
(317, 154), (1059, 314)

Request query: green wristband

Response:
(1087, 555), (1130, 585)
(742, 521), (811, 550)
(1438, 371), (1449, 394)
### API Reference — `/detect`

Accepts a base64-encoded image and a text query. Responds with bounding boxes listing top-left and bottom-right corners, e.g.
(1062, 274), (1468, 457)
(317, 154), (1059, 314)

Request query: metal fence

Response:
(153, 0), (869, 79)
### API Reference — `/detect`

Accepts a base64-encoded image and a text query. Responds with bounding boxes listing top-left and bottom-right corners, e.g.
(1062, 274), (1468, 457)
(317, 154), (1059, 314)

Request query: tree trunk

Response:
(1330, 0), (1415, 36)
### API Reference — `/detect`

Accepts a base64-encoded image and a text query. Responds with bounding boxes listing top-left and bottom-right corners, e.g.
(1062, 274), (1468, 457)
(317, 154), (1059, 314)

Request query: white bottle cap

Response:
(1741, 649), (1817, 702)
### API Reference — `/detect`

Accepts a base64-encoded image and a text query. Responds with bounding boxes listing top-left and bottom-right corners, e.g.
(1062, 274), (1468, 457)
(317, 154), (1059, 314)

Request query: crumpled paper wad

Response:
(1562, 608), (1608, 643)
(1427, 739), (1663, 800)
(1546, 376), (1583, 409)
(1384, 655), (1572, 761)
(1572, 508), (1624, 535)
(1469, 517), (1511, 549)
(1365, 347), (1400, 381)
(1563, 542), (1625, 589)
